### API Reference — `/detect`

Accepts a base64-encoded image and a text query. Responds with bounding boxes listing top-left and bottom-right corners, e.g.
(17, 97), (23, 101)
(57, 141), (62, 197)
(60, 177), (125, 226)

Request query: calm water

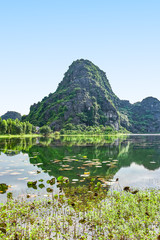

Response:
(1, 135), (160, 200)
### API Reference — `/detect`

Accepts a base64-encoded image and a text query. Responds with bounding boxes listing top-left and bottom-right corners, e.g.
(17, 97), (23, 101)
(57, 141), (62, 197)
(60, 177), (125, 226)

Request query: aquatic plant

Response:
(0, 184), (8, 194)
(0, 186), (160, 239)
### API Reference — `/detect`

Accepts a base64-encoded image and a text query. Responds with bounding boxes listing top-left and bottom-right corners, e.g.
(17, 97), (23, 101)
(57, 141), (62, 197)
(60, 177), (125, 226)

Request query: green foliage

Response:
(0, 189), (160, 239)
(40, 125), (52, 136)
(26, 121), (32, 134)
(11, 120), (23, 134)
(60, 124), (121, 135)
(63, 123), (75, 131)
(0, 120), (7, 134)
(1, 111), (21, 120)
(119, 97), (160, 133)
(105, 126), (113, 133)
(0, 118), (35, 135)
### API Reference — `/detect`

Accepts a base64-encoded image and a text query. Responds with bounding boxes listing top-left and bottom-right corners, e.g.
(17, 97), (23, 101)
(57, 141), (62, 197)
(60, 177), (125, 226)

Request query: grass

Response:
(0, 134), (41, 139)
(0, 184), (160, 239)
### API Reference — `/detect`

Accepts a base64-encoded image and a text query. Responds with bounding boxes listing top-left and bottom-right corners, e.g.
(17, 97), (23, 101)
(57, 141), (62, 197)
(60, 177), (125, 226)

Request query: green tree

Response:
(6, 119), (12, 134)
(40, 125), (52, 136)
(0, 120), (8, 134)
(32, 125), (37, 134)
(22, 122), (26, 134)
(105, 126), (113, 133)
(64, 123), (75, 130)
(11, 120), (23, 134)
(0, 118), (36, 135)
(26, 121), (32, 134)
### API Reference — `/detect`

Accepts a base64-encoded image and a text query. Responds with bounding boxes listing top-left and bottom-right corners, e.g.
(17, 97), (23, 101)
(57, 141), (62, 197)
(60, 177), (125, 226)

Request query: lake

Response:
(0, 134), (160, 200)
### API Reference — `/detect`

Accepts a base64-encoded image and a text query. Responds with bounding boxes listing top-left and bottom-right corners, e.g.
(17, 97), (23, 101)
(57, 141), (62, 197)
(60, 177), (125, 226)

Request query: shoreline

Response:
(1, 133), (160, 139)
(0, 134), (41, 138)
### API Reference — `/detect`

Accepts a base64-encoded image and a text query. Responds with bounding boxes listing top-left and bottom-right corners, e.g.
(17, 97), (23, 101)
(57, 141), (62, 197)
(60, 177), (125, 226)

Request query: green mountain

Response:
(24, 59), (120, 131)
(24, 59), (160, 133)
(1, 111), (21, 120)
(119, 97), (160, 133)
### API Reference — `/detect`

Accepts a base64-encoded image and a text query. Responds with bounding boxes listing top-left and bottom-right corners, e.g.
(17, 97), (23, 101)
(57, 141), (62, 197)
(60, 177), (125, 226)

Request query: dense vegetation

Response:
(39, 125), (52, 136)
(0, 118), (36, 135)
(0, 187), (160, 239)
(60, 123), (128, 135)
(1, 111), (21, 120)
(119, 97), (160, 133)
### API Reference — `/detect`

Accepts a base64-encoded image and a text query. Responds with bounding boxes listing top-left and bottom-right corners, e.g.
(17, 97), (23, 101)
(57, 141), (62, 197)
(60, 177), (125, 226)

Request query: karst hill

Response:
(23, 59), (160, 133)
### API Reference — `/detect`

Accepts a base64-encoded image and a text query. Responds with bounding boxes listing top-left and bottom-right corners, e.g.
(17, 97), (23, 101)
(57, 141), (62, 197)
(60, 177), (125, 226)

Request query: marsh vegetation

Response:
(0, 185), (160, 239)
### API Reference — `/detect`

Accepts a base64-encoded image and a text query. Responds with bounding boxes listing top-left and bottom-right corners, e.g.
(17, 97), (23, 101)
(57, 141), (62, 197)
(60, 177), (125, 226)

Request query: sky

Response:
(0, 0), (160, 116)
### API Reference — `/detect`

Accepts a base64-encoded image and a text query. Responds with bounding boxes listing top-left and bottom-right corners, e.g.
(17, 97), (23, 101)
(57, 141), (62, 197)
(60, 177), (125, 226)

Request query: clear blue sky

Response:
(0, 0), (160, 116)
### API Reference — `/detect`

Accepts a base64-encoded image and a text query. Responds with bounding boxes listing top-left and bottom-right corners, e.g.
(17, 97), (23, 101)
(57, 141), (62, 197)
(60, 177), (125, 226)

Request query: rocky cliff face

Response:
(25, 59), (120, 130)
(24, 59), (160, 133)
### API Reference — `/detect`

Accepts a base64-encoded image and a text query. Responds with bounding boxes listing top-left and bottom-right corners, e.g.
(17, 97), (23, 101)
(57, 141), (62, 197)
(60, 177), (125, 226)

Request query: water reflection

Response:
(0, 135), (160, 199)
(0, 137), (37, 154)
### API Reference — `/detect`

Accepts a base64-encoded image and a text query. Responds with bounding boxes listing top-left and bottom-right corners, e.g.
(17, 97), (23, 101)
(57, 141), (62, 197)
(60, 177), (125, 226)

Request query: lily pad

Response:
(39, 179), (44, 182)
(46, 187), (53, 193)
(46, 178), (55, 185)
(38, 184), (45, 189)
(27, 181), (37, 189)
(0, 183), (8, 194)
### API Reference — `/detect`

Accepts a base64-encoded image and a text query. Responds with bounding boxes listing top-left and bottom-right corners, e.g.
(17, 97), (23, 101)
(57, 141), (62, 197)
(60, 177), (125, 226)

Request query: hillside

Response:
(121, 97), (160, 133)
(1, 111), (21, 121)
(24, 59), (160, 133)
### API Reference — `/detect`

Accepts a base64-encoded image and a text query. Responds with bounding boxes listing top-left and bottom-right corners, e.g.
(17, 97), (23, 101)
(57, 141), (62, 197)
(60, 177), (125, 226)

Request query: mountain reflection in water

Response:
(0, 135), (160, 199)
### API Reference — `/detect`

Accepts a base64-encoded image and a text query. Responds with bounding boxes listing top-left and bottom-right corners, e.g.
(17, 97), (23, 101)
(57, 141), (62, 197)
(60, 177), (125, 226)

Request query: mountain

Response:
(24, 59), (120, 130)
(1, 111), (21, 121)
(121, 97), (160, 133)
(24, 59), (160, 133)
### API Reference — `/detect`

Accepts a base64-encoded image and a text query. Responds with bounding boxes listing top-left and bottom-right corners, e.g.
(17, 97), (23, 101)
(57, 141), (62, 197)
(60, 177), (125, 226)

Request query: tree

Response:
(6, 119), (12, 134)
(26, 121), (32, 134)
(64, 123), (75, 130)
(0, 118), (35, 135)
(40, 125), (52, 136)
(22, 122), (26, 134)
(105, 126), (113, 133)
(0, 120), (7, 134)
(10, 120), (22, 134)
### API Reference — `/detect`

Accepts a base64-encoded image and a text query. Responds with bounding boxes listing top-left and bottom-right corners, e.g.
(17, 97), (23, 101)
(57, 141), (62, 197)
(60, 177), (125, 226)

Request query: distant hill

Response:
(1, 111), (22, 120)
(119, 97), (160, 133)
(23, 59), (160, 133)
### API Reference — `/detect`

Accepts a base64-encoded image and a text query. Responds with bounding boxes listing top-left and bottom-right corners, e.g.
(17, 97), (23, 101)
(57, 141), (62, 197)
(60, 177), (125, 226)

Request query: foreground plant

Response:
(0, 189), (160, 239)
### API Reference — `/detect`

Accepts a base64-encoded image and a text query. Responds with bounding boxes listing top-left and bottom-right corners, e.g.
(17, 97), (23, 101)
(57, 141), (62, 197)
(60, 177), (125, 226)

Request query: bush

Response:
(40, 125), (52, 136)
